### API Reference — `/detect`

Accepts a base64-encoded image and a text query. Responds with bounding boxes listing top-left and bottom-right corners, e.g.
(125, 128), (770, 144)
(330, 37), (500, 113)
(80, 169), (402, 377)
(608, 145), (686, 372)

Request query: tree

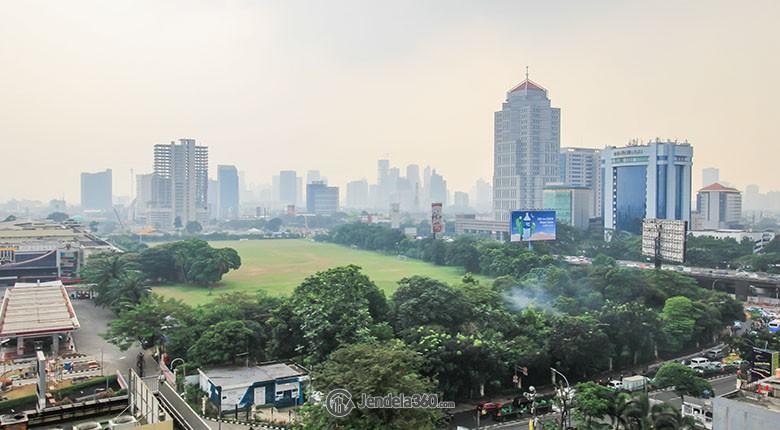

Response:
(81, 253), (134, 307)
(598, 301), (661, 366)
(548, 315), (611, 378)
(104, 295), (193, 350)
(653, 362), (713, 401)
(46, 212), (70, 222)
(266, 217), (283, 232)
(174, 216), (182, 229)
(88, 220), (100, 233)
(290, 265), (387, 362)
(294, 341), (440, 430)
(104, 270), (150, 310)
(660, 297), (698, 353)
(185, 221), (203, 234)
(573, 381), (614, 427)
(391, 276), (470, 333)
(187, 320), (254, 366)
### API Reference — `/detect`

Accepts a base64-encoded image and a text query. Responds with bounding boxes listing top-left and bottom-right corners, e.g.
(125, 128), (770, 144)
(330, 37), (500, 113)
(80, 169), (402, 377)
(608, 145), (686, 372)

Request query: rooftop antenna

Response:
(525, 66), (529, 81)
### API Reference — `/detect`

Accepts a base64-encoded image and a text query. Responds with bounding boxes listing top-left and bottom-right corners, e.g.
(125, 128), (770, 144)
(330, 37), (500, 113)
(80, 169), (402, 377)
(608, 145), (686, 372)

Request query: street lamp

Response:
(170, 357), (185, 395)
(551, 368), (573, 430)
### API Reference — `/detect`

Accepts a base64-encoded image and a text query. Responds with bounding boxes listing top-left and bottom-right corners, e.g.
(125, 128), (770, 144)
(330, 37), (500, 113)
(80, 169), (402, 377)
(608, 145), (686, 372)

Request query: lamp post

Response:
(551, 368), (572, 430)
(170, 357), (185, 394)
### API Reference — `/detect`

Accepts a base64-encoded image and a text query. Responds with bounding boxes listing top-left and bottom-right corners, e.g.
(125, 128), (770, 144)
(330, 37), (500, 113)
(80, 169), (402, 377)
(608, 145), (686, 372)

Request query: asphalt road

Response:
(70, 300), (146, 377)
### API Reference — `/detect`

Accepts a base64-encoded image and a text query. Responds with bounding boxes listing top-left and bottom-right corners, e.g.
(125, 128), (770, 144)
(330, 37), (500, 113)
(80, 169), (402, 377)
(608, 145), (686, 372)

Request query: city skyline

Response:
(2, 1), (780, 202)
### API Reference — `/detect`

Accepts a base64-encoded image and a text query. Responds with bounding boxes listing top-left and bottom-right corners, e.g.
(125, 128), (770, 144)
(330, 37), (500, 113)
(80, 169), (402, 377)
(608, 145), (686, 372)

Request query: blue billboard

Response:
(510, 210), (557, 242)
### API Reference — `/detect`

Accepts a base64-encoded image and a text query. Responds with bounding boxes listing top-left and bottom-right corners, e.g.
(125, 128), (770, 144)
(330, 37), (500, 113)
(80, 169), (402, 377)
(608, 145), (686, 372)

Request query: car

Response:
(689, 357), (711, 369)
(608, 380), (623, 390)
(705, 347), (727, 360)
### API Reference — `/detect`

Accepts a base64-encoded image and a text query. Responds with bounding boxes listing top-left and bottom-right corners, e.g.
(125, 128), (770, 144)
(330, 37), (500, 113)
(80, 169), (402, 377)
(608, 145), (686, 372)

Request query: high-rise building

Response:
(429, 169), (448, 206)
(453, 191), (469, 209)
(306, 170), (321, 184)
(696, 183), (742, 230)
(493, 75), (560, 222)
(543, 184), (592, 230)
(279, 171), (297, 206)
(149, 139), (208, 228)
(80, 169), (112, 212)
(218, 165), (240, 220)
(134, 173), (154, 223)
(602, 140), (693, 234)
(744, 184), (761, 212)
(560, 148), (602, 218)
(346, 180), (370, 209)
(471, 179), (493, 213)
(377, 159), (390, 208)
(406, 164), (421, 211)
(306, 181), (339, 215)
(702, 167), (719, 188)
(208, 178), (219, 219)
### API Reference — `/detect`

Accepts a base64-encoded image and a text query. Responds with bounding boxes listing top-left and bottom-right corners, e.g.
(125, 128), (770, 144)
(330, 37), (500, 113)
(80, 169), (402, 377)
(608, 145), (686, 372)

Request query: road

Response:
(449, 376), (738, 430)
(70, 300), (148, 377)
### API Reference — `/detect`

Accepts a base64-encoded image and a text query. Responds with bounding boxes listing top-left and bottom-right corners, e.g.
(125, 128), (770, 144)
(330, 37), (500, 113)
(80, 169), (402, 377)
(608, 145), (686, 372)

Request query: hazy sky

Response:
(1, 0), (779, 202)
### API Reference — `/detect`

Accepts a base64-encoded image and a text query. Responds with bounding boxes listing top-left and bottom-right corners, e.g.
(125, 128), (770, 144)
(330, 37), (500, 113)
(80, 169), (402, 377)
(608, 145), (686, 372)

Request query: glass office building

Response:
(602, 140), (693, 235)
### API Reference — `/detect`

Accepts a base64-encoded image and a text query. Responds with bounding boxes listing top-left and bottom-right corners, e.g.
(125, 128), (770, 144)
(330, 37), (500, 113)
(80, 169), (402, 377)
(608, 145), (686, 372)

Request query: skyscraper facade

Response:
(149, 139), (208, 228)
(559, 147), (602, 218)
(493, 77), (561, 222)
(429, 170), (448, 206)
(279, 170), (297, 206)
(602, 140), (693, 234)
(306, 181), (339, 215)
(543, 184), (591, 230)
(218, 165), (240, 220)
(346, 180), (370, 209)
(80, 169), (112, 211)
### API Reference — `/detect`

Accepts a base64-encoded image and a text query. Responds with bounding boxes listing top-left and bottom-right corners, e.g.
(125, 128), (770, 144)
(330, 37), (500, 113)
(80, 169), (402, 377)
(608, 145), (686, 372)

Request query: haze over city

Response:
(1, 0), (779, 202)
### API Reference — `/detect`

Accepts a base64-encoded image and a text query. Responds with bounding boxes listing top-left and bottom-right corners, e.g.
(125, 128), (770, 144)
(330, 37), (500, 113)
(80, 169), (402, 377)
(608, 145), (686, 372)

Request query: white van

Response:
(689, 357), (711, 369)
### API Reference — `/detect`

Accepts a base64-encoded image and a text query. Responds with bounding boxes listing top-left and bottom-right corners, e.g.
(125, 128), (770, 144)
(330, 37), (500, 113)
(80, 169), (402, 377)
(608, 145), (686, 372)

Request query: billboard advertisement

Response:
(510, 210), (557, 242)
(641, 219), (688, 264)
(750, 347), (780, 381)
(431, 203), (444, 237)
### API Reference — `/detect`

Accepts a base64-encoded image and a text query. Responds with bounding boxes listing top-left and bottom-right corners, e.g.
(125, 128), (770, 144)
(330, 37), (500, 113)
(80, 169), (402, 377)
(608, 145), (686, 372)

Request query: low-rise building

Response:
(198, 362), (309, 414)
(0, 220), (118, 285)
(543, 184), (591, 230)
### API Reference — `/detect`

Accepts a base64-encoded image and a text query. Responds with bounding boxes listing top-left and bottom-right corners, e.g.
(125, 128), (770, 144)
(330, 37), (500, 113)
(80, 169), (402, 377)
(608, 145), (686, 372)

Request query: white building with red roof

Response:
(696, 182), (742, 230)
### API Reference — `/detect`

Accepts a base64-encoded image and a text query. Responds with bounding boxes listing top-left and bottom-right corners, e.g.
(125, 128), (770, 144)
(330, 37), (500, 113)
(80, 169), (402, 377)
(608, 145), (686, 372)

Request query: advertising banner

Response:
(431, 203), (443, 237)
(510, 210), (557, 242)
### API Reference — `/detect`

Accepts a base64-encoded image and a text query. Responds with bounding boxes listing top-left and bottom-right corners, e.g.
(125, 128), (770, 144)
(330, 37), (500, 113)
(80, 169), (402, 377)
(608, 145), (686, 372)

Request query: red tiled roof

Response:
(509, 79), (546, 93)
(699, 183), (739, 193)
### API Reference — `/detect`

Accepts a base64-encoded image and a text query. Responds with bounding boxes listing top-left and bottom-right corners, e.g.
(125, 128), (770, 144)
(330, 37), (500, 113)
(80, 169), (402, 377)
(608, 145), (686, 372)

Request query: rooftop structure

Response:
(713, 373), (780, 430)
(0, 281), (80, 338)
(198, 362), (309, 412)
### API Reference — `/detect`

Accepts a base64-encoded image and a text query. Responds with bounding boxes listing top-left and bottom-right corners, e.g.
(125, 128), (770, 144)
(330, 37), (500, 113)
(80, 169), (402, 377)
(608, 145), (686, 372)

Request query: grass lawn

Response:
(152, 239), (491, 306)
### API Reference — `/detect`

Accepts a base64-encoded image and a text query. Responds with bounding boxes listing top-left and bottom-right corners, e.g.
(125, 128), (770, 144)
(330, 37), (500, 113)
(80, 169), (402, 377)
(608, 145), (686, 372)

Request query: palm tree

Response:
(82, 253), (130, 307)
(650, 402), (697, 430)
(104, 270), (150, 311)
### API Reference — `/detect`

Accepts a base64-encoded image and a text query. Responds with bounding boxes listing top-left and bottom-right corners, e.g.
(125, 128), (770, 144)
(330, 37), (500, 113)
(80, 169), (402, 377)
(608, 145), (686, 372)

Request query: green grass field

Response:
(152, 239), (490, 306)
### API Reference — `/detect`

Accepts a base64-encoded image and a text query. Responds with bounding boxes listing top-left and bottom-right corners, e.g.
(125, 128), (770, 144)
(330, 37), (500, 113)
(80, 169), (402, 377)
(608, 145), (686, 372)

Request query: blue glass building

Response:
(602, 140), (693, 235)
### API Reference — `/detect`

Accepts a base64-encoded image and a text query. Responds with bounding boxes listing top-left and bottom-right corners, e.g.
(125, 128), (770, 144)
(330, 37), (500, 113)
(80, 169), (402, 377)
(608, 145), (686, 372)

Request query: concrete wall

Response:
(712, 396), (780, 430)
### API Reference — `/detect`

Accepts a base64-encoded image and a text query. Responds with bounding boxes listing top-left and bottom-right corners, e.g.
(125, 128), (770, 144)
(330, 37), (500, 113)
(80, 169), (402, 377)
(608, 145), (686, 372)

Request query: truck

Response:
(621, 375), (649, 392)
